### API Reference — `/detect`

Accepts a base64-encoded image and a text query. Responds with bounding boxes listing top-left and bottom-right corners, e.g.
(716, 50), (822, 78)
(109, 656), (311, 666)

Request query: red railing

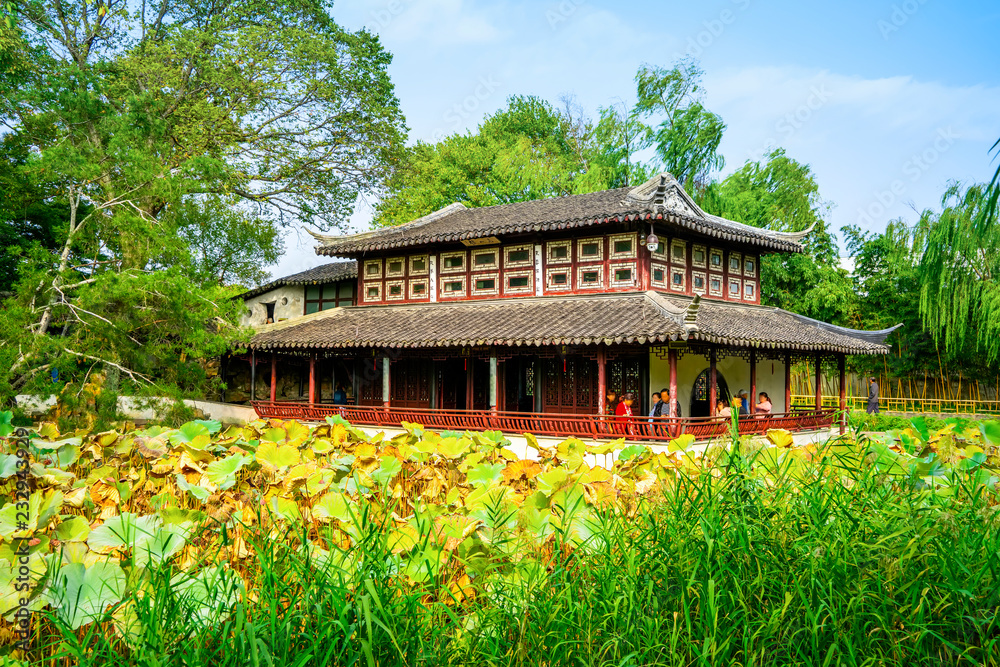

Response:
(249, 402), (838, 442)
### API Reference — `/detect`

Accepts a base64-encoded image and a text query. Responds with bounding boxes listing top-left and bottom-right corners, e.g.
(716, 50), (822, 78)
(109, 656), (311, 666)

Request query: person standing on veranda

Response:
(867, 377), (880, 414)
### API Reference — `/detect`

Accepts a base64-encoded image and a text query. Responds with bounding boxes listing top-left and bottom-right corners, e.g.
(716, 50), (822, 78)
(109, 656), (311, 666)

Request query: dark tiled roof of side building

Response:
(248, 291), (899, 356)
(309, 174), (816, 257)
(237, 261), (357, 300)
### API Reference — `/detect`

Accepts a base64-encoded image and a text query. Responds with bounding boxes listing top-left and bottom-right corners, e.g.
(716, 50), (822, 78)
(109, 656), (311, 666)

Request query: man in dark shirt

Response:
(867, 377), (880, 414)
(660, 387), (681, 418)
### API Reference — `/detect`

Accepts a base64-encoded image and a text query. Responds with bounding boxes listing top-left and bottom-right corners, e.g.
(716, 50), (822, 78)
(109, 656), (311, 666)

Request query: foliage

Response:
(919, 183), (1000, 364)
(634, 59), (725, 186)
(374, 95), (592, 226)
(1, 0), (406, 403)
(1, 414), (999, 664)
(696, 149), (854, 322)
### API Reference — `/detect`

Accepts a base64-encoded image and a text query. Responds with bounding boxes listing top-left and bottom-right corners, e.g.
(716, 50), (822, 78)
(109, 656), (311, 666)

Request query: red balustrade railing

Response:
(249, 401), (838, 442)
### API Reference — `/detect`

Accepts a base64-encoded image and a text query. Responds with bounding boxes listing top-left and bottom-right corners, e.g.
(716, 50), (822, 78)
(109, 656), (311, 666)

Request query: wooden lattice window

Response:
(305, 281), (355, 314)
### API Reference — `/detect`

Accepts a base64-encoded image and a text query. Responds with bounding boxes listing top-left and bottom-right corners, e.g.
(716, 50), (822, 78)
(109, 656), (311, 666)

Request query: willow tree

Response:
(919, 183), (1000, 363)
(1, 0), (406, 403)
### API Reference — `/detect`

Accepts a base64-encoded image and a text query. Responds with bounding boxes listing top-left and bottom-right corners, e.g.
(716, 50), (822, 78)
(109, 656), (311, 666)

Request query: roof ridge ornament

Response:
(683, 294), (702, 332)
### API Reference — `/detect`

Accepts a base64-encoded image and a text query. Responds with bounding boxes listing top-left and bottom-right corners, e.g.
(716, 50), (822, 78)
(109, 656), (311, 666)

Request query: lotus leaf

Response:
(255, 441), (300, 470)
(467, 462), (505, 488)
(205, 454), (248, 490)
(766, 429), (795, 449)
(55, 516), (91, 542)
(169, 422), (212, 450)
(44, 561), (127, 629)
(175, 474), (211, 502)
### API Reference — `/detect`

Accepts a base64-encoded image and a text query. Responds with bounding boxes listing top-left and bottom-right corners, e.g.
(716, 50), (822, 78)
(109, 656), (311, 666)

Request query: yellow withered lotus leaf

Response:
(766, 429), (795, 449)
(580, 466), (611, 484)
(503, 459), (542, 482)
(634, 471), (658, 496)
(446, 574), (475, 605)
(63, 486), (88, 508)
(583, 481), (618, 507)
(37, 422), (60, 439)
(388, 524), (420, 553)
(256, 441), (300, 471)
(176, 452), (206, 474)
(354, 443), (377, 461)
(433, 515), (481, 551)
(90, 481), (121, 508)
(93, 431), (119, 447)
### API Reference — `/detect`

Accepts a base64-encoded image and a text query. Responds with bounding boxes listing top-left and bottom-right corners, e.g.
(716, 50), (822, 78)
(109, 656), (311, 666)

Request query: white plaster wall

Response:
(649, 350), (787, 414)
(239, 285), (305, 326)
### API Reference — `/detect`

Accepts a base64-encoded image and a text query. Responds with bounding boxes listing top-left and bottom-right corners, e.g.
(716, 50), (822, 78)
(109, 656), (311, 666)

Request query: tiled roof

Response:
(310, 174), (814, 257)
(248, 291), (897, 355)
(237, 261), (357, 300)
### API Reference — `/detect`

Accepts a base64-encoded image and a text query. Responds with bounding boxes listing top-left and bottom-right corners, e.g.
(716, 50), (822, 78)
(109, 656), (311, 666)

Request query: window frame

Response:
(691, 244), (707, 268)
(472, 248), (499, 269)
(691, 270), (707, 294)
(743, 280), (757, 301)
(546, 240), (572, 265)
(408, 278), (429, 300)
(472, 272), (500, 296)
(440, 251), (467, 274)
(576, 237), (604, 263)
(670, 267), (686, 292)
(440, 276), (466, 298)
(408, 255), (429, 276)
(364, 259), (383, 279)
(577, 265), (604, 289)
(385, 279), (406, 301)
(504, 269), (533, 295)
(609, 232), (638, 260)
(545, 267), (572, 291)
(504, 244), (534, 269)
(364, 282), (382, 303)
(610, 261), (637, 288)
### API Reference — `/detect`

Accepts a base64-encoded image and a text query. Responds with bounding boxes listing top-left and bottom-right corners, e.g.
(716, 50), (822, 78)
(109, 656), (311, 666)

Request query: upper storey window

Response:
(306, 281), (355, 314)
(692, 245), (707, 268)
(409, 255), (429, 275)
(577, 237), (603, 262)
(709, 249), (724, 270)
(547, 240), (571, 264)
(364, 259), (382, 279)
(610, 233), (637, 259)
(473, 249), (497, 268)
(386, 258), (405, 277)
(441, 252), (465, 272)
(504, 244), (533, 268)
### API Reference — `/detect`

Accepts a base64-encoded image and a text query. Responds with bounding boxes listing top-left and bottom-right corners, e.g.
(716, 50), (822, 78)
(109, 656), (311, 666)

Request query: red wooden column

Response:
(838, 353), (847, 434)
(814, 352), (823, 411)
(668, 348), (678, 418)
(784, 351), (792, 413)
(749, 348), (757, 412)
(709, 347), (717, 416)
(269, 353), (278, 403)
(597, 346), (607, 415)
(308, 353), (317, 405)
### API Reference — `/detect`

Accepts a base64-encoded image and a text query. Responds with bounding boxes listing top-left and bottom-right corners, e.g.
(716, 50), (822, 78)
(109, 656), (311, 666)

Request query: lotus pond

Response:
(1, 412), (999, 666)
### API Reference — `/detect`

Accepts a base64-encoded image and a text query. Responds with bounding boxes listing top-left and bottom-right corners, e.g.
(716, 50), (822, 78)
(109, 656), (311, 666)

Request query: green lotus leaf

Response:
(260, 427), (287, 443)
(31, 436), (83, 451)
(438, 437), (471, 459)
(45, 561), (127, 630)
(467, 462), (505, 488)
(0, 492), (41, 541)
(0, 454), (23, 479)
(194, 419), (222, 434)
(979, 420), (1000, 446)
(313, 492), (352, 522)
(535, 468), (569, 497)
(255, 441), (300, 470)
(169, 422), (212, 450)
(370, 456), (403, 487)
(269, 496), (301, 523)
(667, 434), (696, 452)
(205, 454), (248, 490)
(88, 513), (160, 553)
(176, 474), (211, 502)
(133, 523), (188, 567)
(170, 565), (243, 627)
(55, 516), (91, 542)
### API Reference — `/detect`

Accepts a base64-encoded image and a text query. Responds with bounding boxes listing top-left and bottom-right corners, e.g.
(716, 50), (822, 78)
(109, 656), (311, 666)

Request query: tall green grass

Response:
(33, 438), (1000, 667)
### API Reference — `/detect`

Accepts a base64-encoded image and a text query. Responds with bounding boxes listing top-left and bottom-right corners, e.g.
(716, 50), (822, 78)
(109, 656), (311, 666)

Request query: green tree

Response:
(696, 149), (854, 322)
(375, 96), (589, 226)
(1, 0), (406, 404)
(919, 182), (1000, 363)
(634, 59), (725, 186)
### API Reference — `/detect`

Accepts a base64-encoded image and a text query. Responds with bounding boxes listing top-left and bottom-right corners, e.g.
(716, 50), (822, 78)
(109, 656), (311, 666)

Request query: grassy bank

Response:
(2, 416), (999, 665)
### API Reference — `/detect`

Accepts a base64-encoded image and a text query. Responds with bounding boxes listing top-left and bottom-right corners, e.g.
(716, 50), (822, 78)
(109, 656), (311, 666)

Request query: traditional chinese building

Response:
(231, 174), (898, 441)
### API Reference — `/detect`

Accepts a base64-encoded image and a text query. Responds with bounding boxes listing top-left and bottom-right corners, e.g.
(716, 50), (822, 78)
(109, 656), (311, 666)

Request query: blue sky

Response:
(273, 0), (1000, 276)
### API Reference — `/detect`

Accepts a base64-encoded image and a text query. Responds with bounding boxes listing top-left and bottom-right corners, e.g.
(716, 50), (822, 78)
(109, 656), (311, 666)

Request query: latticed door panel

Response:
(542, 357), (597, 414)
(391, 359), (432, 408)
(608, 358), (642, 400)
